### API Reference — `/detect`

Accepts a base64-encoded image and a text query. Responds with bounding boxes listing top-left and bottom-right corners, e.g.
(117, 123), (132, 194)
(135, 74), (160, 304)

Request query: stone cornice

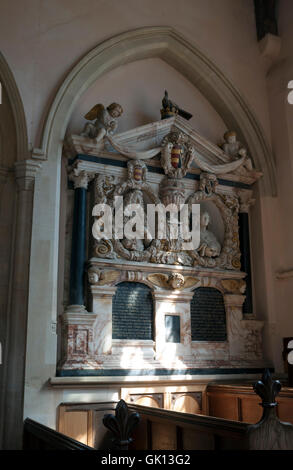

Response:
(70, 155), (260, 189)
(62, 311), (97, 326)
(90, 285), (117, 298)
(88, 257), (247, 279)
(67, 119), (263, 187)
(152, 290), (194, 302)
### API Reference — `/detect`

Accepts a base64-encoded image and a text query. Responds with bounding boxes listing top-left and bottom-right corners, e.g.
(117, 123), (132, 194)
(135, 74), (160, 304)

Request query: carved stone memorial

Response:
(60, 103), (265, 377)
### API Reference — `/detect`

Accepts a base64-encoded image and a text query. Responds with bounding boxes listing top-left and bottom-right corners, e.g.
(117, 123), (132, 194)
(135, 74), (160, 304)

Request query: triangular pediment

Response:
(66, 115), (262, 185)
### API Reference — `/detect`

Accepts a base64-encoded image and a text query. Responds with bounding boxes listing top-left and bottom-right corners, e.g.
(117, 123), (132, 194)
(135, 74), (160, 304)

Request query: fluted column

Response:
(67, 169), (94, 310)
(237, 190), (255, 315)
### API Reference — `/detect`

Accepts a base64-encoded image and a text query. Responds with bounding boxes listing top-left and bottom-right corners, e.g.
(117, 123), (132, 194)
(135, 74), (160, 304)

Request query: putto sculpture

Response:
(81, 102), (123, 142)
(221, 130), (253, 171)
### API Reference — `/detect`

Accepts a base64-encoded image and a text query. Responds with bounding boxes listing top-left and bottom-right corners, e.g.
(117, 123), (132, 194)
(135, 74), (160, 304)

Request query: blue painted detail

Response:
(56, 367), (273, 377)
(68, 154), (251, 190)
(69, 187), (87, 305)
(239, 212), (253, 313)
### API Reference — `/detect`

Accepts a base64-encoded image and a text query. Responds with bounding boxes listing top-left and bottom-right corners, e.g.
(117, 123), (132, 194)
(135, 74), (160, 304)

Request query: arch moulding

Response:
(0, 52), (29, 162)
(33, 26), (276, 196)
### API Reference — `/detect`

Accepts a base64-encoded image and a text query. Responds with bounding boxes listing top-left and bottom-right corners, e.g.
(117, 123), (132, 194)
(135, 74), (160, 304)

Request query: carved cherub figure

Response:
(198, 211), (221, 257)
(147, 272), (199, 290)
(121, 190), (151, 252)
(81, 103), (123, 142)
(221, 131), (253, 171)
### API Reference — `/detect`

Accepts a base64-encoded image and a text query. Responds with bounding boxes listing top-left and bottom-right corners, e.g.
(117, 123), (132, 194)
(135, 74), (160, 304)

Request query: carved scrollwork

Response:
(187, 179), (241, 270)
(94, 174), (116, 204)
(95, 239), (115, 258)
(161, 131), (194, 178)
(91, 153), (242, 269)
(199, 172), (218, 195)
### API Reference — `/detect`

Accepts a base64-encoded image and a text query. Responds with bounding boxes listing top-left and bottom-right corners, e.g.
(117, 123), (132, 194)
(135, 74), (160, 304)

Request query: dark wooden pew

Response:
(25, 370), (293, 450)
(23, 418), (94, 450)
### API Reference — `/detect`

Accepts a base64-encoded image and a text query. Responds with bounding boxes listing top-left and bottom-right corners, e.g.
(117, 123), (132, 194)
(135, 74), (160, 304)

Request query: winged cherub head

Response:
(107, 103), (123, 118)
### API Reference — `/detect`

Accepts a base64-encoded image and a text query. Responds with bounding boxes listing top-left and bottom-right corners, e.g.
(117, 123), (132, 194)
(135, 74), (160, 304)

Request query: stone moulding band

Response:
(68, 154), (252, 190)
(56, 367), (274, 377)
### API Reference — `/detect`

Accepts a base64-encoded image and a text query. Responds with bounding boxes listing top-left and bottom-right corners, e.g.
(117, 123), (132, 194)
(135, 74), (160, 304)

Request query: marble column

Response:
(1, 160), (41, 449)
(67, 169), (94, 312)
(237, 190), (255, 315)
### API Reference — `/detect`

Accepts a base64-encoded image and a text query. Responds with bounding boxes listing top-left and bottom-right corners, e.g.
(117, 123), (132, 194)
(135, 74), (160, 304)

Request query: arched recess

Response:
(34, 26), (276, 196)
(24, 27), (276, 428)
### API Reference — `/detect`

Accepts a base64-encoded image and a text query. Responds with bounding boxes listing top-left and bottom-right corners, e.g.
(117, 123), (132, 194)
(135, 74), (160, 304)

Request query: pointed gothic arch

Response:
(0, 52), (29, 162)
(35, 26), (276, 196)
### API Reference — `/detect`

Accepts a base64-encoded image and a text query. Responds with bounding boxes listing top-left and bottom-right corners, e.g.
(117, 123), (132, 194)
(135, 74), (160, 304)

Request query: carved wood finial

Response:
(103, 399), (140, 450)
(253, 368), (281, 408)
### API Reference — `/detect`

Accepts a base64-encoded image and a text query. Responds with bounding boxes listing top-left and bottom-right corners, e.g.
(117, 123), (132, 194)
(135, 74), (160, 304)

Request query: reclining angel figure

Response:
(81, 102), (123, 142)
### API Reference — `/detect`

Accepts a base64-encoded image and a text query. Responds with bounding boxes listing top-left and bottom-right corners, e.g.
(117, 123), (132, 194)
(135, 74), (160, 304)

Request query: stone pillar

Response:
(60, 168), (97, 371)
(2, 159), (41, 449)
(237, 189), (255, 314)
(224, 293), (264, 362)
(90, 285), (117, 355)
(152, 290), (194, 362)
(224, 293), (246, 360)
(67, 169), (94, 311)
(0, 166), (10, 197)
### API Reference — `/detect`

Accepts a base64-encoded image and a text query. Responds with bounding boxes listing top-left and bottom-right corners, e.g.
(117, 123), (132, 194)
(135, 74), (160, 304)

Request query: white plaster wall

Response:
(0, 0), (271, 149)
(259, 0), (293, 371)
(67, 57), (227, 143)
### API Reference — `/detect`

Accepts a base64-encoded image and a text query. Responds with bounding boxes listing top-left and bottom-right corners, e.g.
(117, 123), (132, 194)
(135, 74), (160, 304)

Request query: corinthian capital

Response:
(236, 189), (255, 213)
(68, 168), (95, 189)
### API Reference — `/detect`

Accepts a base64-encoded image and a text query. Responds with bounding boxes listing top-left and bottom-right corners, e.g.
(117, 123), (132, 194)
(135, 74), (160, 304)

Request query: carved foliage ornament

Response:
(92, 170), (241, 269)
(253, 369), (281, 408)
(221, 279), (246, 294)
(147, 273), (199, 290)
(187, 173), (241, 270)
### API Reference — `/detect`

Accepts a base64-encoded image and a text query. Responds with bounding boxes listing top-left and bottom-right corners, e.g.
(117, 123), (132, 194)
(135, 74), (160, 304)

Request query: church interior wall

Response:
(0, 0), (292, 448)
(256, 0), (293, 371)
(0, 0), (272, 148)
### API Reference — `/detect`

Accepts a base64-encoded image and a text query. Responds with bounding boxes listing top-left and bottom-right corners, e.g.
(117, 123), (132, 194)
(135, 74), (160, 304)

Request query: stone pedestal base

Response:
(60, 306), (100, 369)
(59, 261), (266, 373)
